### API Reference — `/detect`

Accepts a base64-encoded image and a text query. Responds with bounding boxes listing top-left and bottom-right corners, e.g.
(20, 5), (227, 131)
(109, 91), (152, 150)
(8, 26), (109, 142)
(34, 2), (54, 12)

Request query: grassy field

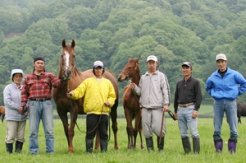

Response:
(1, 106), (246, 163)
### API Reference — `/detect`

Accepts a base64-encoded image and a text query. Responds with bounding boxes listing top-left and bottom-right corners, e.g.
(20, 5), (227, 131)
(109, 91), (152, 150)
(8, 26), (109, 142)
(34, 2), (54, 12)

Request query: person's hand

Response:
(67, 92), (73, 98)
(192, 110), (198, 119)
(129, 82), (136, 89)
(174, 113), (178, 120)
(18, 107), (23, 114)
(163, 105), (169, 112)
(104, 101), (111, 107)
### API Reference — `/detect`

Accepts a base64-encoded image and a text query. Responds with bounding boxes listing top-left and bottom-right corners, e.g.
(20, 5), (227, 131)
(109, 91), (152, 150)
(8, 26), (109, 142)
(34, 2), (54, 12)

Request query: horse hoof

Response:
(114, 145), (119, 150)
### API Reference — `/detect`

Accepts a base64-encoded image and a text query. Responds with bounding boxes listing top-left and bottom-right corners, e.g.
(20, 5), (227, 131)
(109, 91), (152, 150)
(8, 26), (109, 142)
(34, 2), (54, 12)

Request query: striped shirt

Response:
(21, 72), (60, 106)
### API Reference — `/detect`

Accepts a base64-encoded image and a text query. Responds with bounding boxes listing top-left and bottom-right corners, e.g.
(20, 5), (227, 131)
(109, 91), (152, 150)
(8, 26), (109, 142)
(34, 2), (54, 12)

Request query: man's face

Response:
(147, 60), (157, 73)
(94, 67), (103, 77)
(181, 66), (192, 77)
(34, 60), (45, 72)
(216, 59), (227, 72)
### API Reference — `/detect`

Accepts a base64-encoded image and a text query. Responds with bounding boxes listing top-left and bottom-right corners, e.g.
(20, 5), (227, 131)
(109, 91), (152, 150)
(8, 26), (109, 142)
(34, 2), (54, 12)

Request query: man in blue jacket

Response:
(206, 53), (246, 153)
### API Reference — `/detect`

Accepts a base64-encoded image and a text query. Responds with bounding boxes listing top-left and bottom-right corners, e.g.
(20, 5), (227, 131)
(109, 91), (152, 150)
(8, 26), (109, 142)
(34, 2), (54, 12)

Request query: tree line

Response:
(0, 0), (245, 103)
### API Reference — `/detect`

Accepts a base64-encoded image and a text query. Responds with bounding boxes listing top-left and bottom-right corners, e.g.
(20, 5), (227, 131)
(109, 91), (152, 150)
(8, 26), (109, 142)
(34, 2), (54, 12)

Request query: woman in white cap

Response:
(3, 69), (27, 153)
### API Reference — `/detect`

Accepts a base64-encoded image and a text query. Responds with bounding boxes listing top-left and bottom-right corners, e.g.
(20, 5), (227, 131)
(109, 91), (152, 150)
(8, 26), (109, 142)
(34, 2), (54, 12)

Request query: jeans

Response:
(213, 99), (238, 141)
(177, 105), (199, 138)
(29, 100), (54, 154)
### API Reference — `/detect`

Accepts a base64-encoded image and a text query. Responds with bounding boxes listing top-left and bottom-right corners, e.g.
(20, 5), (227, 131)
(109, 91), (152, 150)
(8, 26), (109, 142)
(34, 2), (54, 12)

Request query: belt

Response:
(178, 102), (194, 108)
(29, 98), (51, 101)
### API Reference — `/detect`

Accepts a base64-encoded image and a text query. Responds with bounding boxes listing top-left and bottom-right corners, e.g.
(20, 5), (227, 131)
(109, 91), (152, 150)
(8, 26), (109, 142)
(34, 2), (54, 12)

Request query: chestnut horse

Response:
(53, 40), (119, 153)
(0, 106), (5, 122)
(118, 58), (143, 149)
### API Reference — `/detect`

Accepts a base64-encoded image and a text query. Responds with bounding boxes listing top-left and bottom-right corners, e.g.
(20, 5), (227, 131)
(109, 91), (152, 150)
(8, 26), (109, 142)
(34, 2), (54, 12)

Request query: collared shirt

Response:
(134, 70), (170, 109)
(21, 72), (60, 106)
(4, 83), (27, 121)
(174, 76), (202, 113)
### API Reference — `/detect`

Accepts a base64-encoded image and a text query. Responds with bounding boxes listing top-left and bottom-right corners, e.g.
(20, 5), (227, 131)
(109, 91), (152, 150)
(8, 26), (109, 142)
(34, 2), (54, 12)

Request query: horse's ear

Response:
(71, 40), (75, 48)
(62, 39), (66, 48)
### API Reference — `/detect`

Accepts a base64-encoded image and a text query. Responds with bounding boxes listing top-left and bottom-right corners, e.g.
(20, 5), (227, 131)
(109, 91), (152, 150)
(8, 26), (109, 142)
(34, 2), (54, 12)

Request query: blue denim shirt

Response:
(3, 83), (27, 121)
(206, 67), (246, 100)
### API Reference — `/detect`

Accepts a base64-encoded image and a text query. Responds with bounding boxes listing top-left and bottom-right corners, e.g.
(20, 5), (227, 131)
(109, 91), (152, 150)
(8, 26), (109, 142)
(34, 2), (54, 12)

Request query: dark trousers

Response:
(86, 114), (108, 139)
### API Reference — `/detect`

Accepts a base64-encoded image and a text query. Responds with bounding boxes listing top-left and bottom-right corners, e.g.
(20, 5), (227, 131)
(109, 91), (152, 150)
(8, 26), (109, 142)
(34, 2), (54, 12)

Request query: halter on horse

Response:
(53, 40), (119, 153)
(118, 58), (143, 149)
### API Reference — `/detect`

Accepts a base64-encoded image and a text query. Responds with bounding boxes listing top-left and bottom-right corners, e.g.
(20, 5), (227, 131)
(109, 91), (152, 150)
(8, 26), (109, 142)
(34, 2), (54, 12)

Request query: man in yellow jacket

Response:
(67, 61), (116, 153)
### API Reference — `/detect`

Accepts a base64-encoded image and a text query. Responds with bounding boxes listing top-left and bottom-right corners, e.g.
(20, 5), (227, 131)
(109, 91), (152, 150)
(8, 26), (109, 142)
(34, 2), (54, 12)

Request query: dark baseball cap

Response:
(181, 62), (192, 68)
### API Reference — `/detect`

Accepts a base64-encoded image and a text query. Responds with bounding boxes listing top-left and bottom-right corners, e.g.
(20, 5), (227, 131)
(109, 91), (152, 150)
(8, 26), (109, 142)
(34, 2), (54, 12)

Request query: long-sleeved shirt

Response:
(206, 67), (246, 100)
(70, 77), (116, 115)
(21, 72), (60, 107)
(174, 76), (202, 113)
(3, 83), (27, 121)
(134, 70), (170, 109)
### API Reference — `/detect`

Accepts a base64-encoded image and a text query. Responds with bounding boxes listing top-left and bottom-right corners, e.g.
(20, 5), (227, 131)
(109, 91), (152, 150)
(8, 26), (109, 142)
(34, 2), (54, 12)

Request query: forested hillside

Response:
(0, 0), (245, 103)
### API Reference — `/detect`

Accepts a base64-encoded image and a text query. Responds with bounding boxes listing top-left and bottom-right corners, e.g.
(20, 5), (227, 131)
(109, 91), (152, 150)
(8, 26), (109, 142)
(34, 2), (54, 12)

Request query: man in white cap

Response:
(206, 53), (246, 153)
(130, 55), (170, 152)
(67, 60), (116, 153)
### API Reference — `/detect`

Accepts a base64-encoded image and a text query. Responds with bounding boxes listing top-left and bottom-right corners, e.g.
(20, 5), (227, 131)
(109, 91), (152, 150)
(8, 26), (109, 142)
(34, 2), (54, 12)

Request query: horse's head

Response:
(118, 58), (140, 82)
(60, 39), (76, 80)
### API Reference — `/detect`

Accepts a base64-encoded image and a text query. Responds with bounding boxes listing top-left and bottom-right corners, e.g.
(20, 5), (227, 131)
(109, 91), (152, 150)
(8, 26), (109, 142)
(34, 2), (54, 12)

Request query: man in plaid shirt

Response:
(20, 57), (61, 154)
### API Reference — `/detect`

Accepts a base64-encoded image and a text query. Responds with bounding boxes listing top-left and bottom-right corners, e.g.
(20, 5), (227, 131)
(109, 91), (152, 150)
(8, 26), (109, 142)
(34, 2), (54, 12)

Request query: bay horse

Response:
(118, 58), (143, 149)
(53, 40), (119, 153)
(0, 106), (5, 122)
(237, 102), (246, 123)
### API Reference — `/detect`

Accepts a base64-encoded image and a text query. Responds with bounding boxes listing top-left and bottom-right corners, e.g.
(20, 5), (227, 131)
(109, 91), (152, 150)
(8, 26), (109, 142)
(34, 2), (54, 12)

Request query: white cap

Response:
(146, 55), (158, 62)
(93, 60), (104, 68)
(216, 53), (227, 61)
(10, 69), (24, 81)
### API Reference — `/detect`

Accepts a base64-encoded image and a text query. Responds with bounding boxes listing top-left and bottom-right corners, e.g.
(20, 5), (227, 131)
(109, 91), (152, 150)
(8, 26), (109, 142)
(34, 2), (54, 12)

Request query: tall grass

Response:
(0, 111), (246, 162)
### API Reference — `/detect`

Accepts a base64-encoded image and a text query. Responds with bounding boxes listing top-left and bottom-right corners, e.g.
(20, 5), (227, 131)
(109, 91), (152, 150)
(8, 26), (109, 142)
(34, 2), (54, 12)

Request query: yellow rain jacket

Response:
(70, 77), (116, 115)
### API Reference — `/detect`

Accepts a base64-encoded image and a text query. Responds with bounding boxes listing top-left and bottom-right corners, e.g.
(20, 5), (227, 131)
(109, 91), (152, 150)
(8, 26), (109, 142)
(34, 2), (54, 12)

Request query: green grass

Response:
(1, 108), (246, 163)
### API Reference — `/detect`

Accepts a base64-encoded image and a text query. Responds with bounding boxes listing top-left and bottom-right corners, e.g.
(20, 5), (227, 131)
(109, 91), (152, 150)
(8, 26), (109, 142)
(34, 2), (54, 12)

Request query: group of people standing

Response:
(3, 53), (246, 155)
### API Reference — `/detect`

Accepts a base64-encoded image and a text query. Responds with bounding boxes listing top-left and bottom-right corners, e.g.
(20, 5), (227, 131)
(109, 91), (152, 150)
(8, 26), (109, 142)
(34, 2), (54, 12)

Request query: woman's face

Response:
(13, 73), (23, 85)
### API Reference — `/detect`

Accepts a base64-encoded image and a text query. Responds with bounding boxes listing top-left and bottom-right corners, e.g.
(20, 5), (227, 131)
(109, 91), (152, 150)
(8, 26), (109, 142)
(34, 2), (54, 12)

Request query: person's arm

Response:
(21, 77), (29, 107)
(3, 86), (19, 110)
(174, 83), (179, 113)
(67, 80), (87, 100)
(105, 82), (116, 107)
(50, 73), (61, 88)
(205, 77), (213, 96)
(194, 80), (202, 111)
(162, 74), (170, 106)
(235, 72), (246, 95)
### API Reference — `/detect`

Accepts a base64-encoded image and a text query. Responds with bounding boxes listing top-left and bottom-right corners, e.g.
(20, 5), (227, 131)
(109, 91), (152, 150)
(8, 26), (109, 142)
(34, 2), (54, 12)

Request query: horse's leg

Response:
(94, 130), (100, 151)
(57, 108), (70, 152)
(110, 99), (118, 149)
(68, 105), (78, 153)
(125, 107), (134, 149)
(135, 110), (144, 149)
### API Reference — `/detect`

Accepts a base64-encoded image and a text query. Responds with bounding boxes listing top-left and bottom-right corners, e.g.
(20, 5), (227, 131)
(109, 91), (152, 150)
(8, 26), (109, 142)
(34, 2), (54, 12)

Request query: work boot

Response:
(15, 141), (23, 153)
(228, 139), (237, 154)
(214, 139), (223, 153)
(145, 137), (154, 151)
(181, 137), (191, 154)
(193, 137), (200, 154)
(86, 139), (93, 153)
(157, 136), (164, 151)
(100, 139), (108, 152)
(6, 143), (13, 153)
